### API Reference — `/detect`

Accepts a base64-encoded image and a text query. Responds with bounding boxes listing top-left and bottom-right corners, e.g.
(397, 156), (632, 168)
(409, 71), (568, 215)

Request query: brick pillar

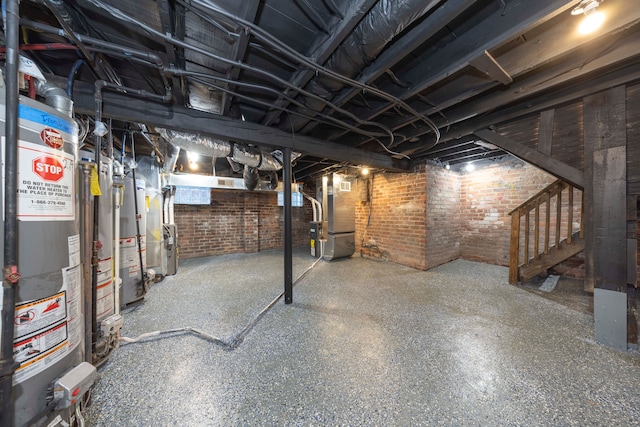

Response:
(244, 193), (259, 252)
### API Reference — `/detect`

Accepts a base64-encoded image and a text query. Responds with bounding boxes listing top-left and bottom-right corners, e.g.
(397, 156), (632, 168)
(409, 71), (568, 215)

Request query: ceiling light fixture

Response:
(572, 0), (606, 35)
(465, 163), (475, 172)
(361, 167), (370, 176)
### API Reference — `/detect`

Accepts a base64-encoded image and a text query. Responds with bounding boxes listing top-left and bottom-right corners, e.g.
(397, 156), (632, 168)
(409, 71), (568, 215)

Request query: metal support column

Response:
(283, 147), (293, 304)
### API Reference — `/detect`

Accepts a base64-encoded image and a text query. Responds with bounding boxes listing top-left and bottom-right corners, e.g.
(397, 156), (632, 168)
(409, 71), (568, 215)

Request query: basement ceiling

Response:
(14, 0), (640, 181)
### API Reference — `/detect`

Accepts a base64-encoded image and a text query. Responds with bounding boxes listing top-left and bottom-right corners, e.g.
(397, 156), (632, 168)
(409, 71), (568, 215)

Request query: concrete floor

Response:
(85, 250), (640, 426)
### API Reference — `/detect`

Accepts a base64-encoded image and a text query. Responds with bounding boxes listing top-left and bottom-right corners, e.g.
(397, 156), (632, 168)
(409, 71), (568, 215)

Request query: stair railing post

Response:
(509, 211), (521, 284)
(568, 186), (574, 244)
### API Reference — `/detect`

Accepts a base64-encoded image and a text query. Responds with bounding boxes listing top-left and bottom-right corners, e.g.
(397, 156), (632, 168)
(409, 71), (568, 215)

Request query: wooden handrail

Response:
(508, 179), (583, 284)
(508, 180), (567, 216)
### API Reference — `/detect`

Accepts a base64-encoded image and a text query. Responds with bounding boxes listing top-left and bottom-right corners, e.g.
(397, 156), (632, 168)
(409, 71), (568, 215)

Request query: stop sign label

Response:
(33, 156), (64, 182)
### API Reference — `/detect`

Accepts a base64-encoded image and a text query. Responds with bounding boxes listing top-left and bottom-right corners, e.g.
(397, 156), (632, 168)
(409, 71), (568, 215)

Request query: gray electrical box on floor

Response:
(164, 224), (179, 275)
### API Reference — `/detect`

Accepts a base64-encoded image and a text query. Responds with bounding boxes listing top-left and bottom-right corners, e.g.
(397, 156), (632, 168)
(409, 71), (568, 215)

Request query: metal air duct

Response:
(34, 79), (73, 118)
(156, 127), (295, 188)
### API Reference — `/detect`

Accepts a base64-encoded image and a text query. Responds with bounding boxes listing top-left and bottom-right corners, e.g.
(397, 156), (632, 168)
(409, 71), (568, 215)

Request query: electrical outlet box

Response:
(100, 313), (124, 336)
(54, 362), (98, 409)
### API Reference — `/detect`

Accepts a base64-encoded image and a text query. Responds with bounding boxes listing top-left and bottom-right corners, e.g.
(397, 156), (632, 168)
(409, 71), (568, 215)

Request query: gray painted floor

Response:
(85, 251), (640, 426)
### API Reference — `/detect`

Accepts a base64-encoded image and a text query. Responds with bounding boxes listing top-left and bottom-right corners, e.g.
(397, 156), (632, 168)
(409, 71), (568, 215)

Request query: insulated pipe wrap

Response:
(258, 153), (282, 172)
(156, 128), (232, 158)
(158, 128), (287, 173)
(231, 144), (261, 168)
(163, 144), (180, 173)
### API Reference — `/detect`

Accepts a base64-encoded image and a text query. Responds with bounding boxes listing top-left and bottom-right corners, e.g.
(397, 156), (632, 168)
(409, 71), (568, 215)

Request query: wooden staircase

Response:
(509, 180), (584, 284)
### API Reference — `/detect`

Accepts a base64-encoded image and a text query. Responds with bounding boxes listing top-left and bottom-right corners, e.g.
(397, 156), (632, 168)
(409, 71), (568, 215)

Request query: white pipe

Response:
(169, 187), (175, 224)
(301, 191), (322, 223)
(163, 189), (170, 224)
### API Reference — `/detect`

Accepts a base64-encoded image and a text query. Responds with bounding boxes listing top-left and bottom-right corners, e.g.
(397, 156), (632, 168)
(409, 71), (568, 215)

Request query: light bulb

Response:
(579, 10), (605, 34)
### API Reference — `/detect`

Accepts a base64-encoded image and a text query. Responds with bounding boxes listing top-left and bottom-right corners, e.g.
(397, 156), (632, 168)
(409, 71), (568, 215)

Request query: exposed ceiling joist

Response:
(260, 0), (378, 126)
(370, 3), (640, 149)
(297, 0), (474, 135)
(69, 81), (409, 171)
(353, 27), (640, 152)
(327, 0), (580, 141)
(220, 0), (261, 115)
(408, 59), (640, 154)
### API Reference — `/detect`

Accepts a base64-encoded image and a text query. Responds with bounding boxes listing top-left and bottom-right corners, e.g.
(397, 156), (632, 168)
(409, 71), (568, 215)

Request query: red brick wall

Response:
(425, 164), (461, 269)
(460, 159), (557, 266)
(175, 189), (312, 259)
(355, 165), (427, 270)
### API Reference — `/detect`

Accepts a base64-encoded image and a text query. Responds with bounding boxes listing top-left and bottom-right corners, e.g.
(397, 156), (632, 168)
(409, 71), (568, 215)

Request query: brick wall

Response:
(356, 165), (427, 270)
(425, 164), (461, 269)
(175, 189), (312, 259)
(460, 159), (557, 266)
(173, 159), (590, 277)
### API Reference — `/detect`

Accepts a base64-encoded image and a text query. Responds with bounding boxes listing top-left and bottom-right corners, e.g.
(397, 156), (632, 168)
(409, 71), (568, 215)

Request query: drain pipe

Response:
(1, 0), (21, 424)
(129, 136), (146, 297)
(90, 84), (106, 357)
(80, 164), (94, 363)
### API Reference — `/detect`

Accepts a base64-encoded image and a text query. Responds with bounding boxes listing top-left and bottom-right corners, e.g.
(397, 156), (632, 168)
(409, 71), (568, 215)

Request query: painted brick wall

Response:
(175, 189), (312, 259)
(425, 164), (461, 269)
(356, 165), (427, 270)
(460, 159), (557, 266)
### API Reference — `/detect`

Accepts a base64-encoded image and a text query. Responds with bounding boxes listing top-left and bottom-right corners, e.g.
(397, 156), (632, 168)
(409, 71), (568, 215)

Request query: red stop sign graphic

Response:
(33, 156), (64, 182)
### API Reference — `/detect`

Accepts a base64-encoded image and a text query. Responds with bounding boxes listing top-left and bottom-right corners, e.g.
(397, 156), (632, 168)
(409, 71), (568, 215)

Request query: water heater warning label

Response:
(4, 139), (75, 221)
(7, 265), (83, 385)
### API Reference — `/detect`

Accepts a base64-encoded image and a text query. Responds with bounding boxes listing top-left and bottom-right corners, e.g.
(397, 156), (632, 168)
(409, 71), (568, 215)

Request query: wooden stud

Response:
(538, 109), (555, 156)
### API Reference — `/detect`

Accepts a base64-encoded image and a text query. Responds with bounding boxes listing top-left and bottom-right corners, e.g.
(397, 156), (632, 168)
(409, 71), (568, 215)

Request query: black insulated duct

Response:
(279, 0), (442, 132)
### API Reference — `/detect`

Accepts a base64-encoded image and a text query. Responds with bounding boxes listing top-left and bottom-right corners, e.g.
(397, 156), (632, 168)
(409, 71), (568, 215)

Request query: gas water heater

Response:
(0, 88), (96, 426)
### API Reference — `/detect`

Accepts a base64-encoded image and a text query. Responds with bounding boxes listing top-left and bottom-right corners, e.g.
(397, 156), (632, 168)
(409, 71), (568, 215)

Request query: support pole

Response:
(584, 86), (627, 350)
(1, 1), (21, 425)
(283, 147), (293, 304)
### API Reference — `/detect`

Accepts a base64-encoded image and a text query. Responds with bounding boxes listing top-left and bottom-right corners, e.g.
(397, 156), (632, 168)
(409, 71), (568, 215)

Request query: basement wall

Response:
(354, 157), (585, 276)
(175, 190), (312, 259)
(355, 164), (428, 270)
(173, 158), (587, 279)
(460, 159), (557, 266)
(425, 164), (462, 269)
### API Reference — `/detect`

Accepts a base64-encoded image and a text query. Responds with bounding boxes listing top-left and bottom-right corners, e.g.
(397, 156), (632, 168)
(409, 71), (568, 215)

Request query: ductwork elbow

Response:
(35, 79), (73, 118)
(163, 144), (180, 174)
